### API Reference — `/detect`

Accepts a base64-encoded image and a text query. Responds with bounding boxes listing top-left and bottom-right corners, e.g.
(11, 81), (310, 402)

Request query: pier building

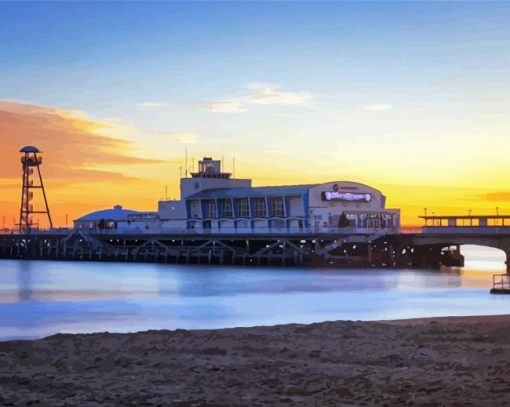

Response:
(74, 157), (400, 235)
(4, 149), (510, 274)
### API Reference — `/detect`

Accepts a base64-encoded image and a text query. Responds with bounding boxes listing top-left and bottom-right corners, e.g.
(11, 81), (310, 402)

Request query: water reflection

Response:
(0, 245), (508, 340)
(16, 260), (33, 301)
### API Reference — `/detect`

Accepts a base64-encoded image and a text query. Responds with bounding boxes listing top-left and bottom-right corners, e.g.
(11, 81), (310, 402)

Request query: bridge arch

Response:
(460, 244), (507, 271)
(413, 235), (510, 272)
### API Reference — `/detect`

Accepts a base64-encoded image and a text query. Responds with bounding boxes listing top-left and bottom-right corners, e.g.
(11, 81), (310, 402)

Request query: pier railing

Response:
(491, 274), (510, 294)
(0, 228), (71, 236)
(493, 274), (510, 290)
(423, 226), (510, 235)
(0, 226), (401, 236)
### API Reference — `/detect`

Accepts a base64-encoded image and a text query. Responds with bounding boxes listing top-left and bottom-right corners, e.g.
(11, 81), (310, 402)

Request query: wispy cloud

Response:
(167, 132), (198, 144)
(364, 104), (393, 111)
(202, 100), (247, 113)
(484, 192), (510, 202)
(0, 101), (165, 180)
(246, 83), (310, 106)
(136, 102), (166, 108)
(202, 83), (310, 113)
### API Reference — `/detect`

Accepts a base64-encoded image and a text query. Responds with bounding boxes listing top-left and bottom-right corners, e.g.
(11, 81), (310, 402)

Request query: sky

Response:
(1, 1), (510, 227)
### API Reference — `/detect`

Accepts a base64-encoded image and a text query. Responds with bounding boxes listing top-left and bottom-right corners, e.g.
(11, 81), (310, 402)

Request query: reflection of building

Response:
(74, 157), (400, 234)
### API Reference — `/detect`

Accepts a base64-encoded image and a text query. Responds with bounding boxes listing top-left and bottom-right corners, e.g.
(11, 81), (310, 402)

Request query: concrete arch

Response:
(413, 235), (510, 272)
(459, 244), (507, 270)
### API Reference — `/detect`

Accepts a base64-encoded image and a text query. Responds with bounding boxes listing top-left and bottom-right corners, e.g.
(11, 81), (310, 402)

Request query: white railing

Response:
(85, 226), (400, 235)
(493, 274), (510, 290)
(2, 226), (401, 236)
(423, 226), (510, 235)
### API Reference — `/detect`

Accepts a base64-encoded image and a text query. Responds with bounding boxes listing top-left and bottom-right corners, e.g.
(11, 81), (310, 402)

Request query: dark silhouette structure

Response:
(18, 146), (52, 231)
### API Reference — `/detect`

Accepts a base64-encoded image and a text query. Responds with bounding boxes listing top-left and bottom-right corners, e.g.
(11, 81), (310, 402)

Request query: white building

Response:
(74, 157), (400, 234)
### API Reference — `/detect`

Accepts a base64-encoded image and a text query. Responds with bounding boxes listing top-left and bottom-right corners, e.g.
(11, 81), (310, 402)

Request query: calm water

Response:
(0, 245), (509, 340)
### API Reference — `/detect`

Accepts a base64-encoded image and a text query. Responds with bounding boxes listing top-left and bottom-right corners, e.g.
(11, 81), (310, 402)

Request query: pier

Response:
(2, 215), (510, 272)
(0, 227), (463, 269)
(1, 148), (509, 283)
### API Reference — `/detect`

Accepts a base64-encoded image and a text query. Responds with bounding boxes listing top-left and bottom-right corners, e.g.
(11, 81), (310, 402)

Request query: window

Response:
(220, 199), (232, 218)
(237, 198), (249, 217)
(189, 200), (200, 218)
(205, 200), (216, 218)
(271, 197), (284, 217)
(253, 198), (266, 217)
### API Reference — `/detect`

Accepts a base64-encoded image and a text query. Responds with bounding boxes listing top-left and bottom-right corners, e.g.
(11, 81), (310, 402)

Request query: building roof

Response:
(186, 184), (319, 200)
(20, 145), (40, 153)
(75, 205), (138, 222)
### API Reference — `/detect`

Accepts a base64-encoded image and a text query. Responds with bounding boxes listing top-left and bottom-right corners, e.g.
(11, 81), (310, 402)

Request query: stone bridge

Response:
(416, 218), (510, 272)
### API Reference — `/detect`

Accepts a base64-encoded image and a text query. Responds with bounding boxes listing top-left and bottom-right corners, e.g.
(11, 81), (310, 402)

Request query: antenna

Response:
(185, 148), (188, 178)
(192, 157), (195, 173)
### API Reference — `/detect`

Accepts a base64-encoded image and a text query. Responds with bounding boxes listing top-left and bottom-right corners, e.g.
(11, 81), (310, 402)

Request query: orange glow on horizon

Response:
(1, 101), (509, 228)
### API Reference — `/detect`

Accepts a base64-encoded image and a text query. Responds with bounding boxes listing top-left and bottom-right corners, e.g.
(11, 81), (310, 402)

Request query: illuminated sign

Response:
(321, 191), (372, 202)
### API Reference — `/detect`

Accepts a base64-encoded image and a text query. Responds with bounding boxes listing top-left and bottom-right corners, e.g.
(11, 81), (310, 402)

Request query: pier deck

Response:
(0, 229), (466, 269)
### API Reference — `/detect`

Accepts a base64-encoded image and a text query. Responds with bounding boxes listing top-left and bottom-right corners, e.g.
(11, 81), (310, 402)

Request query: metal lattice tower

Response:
(19, 146), (53, 232)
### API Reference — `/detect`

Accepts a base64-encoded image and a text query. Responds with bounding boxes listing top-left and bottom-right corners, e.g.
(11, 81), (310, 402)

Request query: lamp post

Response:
(424, 208), (428, 226)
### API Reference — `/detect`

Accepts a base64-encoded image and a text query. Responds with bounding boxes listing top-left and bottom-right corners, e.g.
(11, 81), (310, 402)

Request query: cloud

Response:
(246, 83), (310, 106)
(202, 100), (247, 113)
(136, 102), (166, 108)
(202, 83), (310, 113)
(0, 101), (165, 180)
(484, 192), (510, 202)
(364, 104), (393, 111)
(167, 132), (198, 144)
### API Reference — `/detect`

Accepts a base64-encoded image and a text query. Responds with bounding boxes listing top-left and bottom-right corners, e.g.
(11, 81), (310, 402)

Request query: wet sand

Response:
(1, 315), (510, 406)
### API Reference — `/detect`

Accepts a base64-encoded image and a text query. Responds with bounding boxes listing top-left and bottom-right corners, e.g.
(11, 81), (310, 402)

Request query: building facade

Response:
(75, 157), (400, 234)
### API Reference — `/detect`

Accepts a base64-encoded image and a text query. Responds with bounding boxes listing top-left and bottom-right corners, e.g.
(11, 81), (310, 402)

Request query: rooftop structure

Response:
(19, 146), (40, 153)
(190, 157), (231, 179)
(74, 205), (138, 230)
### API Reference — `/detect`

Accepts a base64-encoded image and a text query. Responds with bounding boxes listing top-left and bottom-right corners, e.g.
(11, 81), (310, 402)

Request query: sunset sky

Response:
(1, 1), (510, 227)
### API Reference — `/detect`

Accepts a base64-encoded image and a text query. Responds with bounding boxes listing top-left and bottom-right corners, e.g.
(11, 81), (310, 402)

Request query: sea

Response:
(0, 245), (509, 340)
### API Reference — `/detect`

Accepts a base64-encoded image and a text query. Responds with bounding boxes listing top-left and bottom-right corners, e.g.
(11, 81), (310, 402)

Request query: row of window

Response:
(197, 197), (286, 219)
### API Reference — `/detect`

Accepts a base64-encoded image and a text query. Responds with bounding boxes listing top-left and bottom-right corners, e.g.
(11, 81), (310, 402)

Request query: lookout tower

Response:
(180, 156), (251, 199)
(190, 157), (231, 179)
(19, 146), (53, 231)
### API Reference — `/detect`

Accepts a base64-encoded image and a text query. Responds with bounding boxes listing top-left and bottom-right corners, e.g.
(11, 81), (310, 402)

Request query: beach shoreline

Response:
(1, 315), (510, 406)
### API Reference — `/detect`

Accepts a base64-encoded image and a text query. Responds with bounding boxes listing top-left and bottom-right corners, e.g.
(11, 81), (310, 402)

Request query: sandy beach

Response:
(1, 315), (510, 406)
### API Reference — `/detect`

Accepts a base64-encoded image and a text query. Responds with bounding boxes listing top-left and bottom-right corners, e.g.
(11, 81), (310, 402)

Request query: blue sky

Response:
(2, 1), (509, 112)
(1, 1), (510, 223)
